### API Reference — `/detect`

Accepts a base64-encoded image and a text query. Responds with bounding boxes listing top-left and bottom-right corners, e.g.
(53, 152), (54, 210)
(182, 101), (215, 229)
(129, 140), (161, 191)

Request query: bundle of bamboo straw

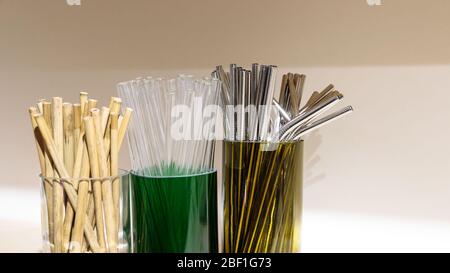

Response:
(28, 93), (132, 253)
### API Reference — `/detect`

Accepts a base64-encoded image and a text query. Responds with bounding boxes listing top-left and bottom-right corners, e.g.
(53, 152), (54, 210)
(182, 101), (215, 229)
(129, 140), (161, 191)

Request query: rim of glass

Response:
(130, 169), (217, 179)
(39, 169), (130, 181)
(223, 139), (304, 144)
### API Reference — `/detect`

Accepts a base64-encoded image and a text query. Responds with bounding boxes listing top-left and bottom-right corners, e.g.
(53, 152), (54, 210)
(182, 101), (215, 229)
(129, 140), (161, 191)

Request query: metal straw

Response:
(292, 106), (354, 140)
(212, 63), (353, 142)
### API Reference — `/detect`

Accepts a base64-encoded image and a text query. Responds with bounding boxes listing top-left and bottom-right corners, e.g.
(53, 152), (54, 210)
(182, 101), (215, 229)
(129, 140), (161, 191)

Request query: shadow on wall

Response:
(304, 131), (325, 188)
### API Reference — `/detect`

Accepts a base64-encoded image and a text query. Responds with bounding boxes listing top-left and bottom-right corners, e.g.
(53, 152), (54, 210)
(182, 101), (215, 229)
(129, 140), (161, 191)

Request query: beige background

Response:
(1, 0), (450, 252)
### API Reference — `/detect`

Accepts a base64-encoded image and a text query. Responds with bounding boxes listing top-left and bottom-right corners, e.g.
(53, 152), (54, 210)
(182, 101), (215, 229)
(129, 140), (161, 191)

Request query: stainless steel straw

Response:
(292, 106), (354, 140)
(212, 63), (353, 142)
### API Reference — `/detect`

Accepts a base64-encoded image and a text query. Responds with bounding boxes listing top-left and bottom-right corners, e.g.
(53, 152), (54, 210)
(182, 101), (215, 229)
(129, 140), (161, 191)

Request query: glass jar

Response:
(222, 140), (303, 253)
(130, 170), (218, 253)
(40, 170), (131, 253)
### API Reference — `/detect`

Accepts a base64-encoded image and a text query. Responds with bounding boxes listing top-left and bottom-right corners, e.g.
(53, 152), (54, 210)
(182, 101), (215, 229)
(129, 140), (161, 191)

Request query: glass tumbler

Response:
(222, 140), (303, 253)
(130, 170), (218, 253)
(40, 170), (132, 253)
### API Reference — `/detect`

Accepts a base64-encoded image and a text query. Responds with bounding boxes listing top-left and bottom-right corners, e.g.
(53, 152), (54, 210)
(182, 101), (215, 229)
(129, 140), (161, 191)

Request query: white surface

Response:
(302, 210), (450, 253)
(2, 187), (450, 253)
(0, 187), (41, 252)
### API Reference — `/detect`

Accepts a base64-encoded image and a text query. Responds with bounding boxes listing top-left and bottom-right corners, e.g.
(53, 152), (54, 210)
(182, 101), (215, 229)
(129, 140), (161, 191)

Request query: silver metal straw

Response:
(292, 106), (354, 140)
(273, 99), (291, 122)
(279, 93), (343, 140)
(213, 63), (353, 142)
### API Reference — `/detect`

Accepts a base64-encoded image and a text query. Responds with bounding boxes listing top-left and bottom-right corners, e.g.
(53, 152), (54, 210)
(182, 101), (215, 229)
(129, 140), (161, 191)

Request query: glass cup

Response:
(222, 140), (303, 253)
(130, 170), (218, 253)
(40, 170), (131, 253)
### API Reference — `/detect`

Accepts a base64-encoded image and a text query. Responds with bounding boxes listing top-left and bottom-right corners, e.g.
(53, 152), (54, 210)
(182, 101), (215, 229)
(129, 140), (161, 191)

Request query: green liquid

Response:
(131, 170), (218, 253)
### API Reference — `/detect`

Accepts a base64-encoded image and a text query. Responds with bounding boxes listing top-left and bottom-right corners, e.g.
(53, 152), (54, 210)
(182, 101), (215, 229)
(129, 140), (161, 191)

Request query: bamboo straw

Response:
(88, 99), (98, 112)
(81, 193), (96, 252)
(33, 113), (102, 252)
(103, 98), (121, 157)
(73, 104), (81, 151)
(92, 109), (117, 252)
(80, 92), (89, 116)
(87, 195), (95, 226)
(63, 103), (75, 176)
(118, 108), (133, 149)
(29, 108), (45, 185)
(62, 103), (75, 252)
(110, 112), (119, 232)
(69, 140), (91, 253)
(62, 104), (82, 251)
(85, 99), (97, 238)
(67, 128), (87, 252)
(69, 104), (91, 253)
(83, 115), (106, 250)
(37, 100), (45, 114)
(52, 97), (64, 253)
(28, 107), (53, 251)
(80, 92), (90, 135)
(42, 102), (54, 250)
(101, 107), (110, 135)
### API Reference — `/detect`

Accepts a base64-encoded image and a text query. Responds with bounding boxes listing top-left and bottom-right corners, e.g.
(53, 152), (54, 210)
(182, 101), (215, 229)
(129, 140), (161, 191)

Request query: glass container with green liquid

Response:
(130, 168), (218, 253)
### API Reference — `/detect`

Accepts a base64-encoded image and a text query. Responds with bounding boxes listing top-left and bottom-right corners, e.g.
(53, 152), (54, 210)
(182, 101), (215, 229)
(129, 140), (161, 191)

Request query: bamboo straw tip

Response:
(90, 108), (100, 115)
(28, 107), (38, 113)
(52, 97), (63, 102)
(80, 91), (88, 96)
(113, 97), (122, 103)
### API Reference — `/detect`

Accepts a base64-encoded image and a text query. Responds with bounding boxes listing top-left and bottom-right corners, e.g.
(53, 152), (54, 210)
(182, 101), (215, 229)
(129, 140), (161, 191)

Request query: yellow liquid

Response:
(223, 140), (303, 253)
